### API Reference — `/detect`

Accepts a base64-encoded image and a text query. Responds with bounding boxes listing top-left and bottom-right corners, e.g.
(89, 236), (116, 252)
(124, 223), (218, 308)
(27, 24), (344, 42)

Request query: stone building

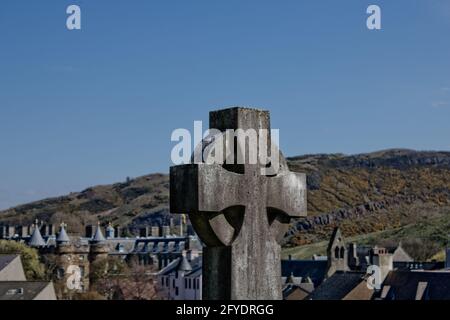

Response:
(157, 250), (202, 300)
(282, 227), (450, 300)
(53, 224), (91, 294)
(326, 228), (349, 277)
(0, 220), (202, 295)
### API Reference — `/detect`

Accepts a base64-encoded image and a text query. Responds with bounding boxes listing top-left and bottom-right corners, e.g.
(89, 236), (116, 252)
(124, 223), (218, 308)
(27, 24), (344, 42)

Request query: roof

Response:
(178, 256), (192, 272)
(281, 260), (328, 287)
(327, 227), (344, 252)
(0, 255), (18, 272)
(307, 272), (367, 300)
(283, 284), (313, 300)
(158, 256), (202, 277)
(28, 226), (46, 247)
(56, 225), (70, 243)
(158, 258), (180, 275)
(0, 282), (51, 300)
(380, 270), (450, 300)
(92, 225), (105, 242)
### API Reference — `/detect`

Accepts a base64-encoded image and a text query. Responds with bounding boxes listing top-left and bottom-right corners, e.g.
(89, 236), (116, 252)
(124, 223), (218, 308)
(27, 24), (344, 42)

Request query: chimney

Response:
(8, 226), (15, 238)
(348, 243), (359, 268)
(186, 249), (193, 261)
(114, 226), (121, 238)
(85, 225), (94, 238)
(139, 227), (149, 238)
(371, 247), (393, 281)
(160, 225), (170, 237)
(0, 225), (6, 239)
(105, 223), (115, 239)
(16, 226), (28, 238)
(151, 226), (160, 237)
(27, 225), (34, 237)
(39, 224), (47, 236)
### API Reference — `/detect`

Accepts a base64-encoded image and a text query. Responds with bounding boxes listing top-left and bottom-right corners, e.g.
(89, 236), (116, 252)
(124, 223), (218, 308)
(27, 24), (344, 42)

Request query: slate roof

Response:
(56, 225), (70, 243)
(178, 256), (193, 272)
(0, 282), (51, 300)
(131, 237), (195, 254)
(307, 272), (367, 300)
(0, 255), (18, 272)
(92, 225), (106, 242)
(281, 260), (328, 287)
(380, 270), (450, 300)
(283, 284), (313, 300)
(158, 256), (202, 277)
(28, 227), (46, 247)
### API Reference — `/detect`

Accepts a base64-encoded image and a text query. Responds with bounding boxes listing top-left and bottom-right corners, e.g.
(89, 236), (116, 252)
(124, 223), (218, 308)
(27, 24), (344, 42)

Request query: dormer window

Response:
(6, 288), (24, 295)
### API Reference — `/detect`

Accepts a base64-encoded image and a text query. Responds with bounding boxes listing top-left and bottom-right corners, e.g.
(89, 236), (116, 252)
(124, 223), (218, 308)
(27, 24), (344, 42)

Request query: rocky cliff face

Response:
(285, 149), (450, 246)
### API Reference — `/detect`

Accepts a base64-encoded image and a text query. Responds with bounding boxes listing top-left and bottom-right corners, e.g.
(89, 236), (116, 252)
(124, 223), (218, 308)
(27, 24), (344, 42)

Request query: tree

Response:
(90, 256), (128, 299)
(89, 256), (160, 300)
(120, 261), (159, 300)
(0, 240), (45, 280)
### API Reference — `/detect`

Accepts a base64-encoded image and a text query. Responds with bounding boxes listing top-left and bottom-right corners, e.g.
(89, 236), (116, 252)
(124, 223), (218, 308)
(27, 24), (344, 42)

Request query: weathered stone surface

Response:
(170, 107), (307, 300)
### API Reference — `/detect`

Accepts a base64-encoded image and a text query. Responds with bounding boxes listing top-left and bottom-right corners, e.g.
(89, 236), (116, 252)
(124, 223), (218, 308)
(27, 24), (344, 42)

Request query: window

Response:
(185, 278), (187, 288)
(340, 247), (345, 259)
(175, 287), (179, 296)
(173, 279), (175, 289)
(166, 277), (169, 287)
(79, 266), (85, 277)
(189, 278), (191, 289)
(6, 288), (23, 295)
(334, 247), (340, 259)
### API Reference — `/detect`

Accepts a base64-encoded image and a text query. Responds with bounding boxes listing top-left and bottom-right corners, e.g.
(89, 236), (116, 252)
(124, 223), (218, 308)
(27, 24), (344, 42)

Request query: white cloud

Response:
(432, 101), (450, 108)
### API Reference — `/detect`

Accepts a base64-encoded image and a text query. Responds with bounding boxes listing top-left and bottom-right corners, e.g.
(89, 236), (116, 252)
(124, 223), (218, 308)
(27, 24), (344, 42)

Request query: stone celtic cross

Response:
(170, 107), (307, 300)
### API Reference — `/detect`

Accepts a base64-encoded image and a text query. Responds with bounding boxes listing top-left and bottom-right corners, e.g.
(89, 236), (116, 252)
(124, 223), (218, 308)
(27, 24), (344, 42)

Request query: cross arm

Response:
(266, 172), (307, 218)
(170, 164), (244, 214)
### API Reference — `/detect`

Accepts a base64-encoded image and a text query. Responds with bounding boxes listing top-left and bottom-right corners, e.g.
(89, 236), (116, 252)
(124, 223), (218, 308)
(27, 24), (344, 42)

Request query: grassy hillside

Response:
(282, 211), (450, 261)
(282, 208), (450, 261)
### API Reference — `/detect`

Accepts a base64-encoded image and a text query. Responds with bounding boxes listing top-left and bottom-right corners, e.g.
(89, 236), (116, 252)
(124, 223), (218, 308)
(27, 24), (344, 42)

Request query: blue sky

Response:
(0, 0), (449, 209)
